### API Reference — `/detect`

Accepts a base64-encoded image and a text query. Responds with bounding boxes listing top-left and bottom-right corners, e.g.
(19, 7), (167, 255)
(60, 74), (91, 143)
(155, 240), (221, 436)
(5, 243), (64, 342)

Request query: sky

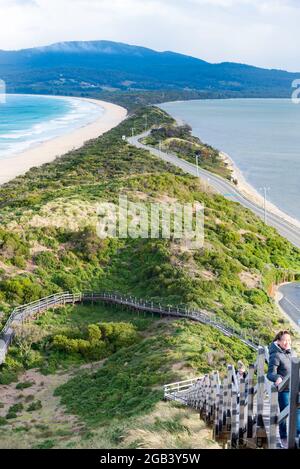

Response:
(0, 0), (299, 71)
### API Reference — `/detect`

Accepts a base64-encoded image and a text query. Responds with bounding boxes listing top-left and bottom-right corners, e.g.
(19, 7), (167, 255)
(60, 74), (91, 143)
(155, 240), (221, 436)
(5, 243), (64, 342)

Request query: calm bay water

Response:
(160, 99), (300, 222)
(0, 94), (104, 160)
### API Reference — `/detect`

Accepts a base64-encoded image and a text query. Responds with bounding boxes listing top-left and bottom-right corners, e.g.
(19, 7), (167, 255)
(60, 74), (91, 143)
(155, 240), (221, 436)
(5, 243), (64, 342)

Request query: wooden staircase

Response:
(164, 347), (300, 449)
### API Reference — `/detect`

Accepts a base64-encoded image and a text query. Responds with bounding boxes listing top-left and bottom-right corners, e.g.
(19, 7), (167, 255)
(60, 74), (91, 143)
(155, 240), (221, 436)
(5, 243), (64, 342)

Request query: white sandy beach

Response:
(0, 97), (127, 185)
(168, 110), (300, 231)
(219, 150), (300, 230)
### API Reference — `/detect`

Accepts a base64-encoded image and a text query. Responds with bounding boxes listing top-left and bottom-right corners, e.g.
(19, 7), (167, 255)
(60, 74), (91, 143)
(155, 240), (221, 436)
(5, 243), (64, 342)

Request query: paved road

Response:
(128, 132), (300, 249)
(278, 282), (300, 328)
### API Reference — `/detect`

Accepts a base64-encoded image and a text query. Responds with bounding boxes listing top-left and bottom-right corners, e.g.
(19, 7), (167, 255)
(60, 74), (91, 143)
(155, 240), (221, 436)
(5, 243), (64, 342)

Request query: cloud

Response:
(0, 0), (38, 6)
(0, 0), (299, 71)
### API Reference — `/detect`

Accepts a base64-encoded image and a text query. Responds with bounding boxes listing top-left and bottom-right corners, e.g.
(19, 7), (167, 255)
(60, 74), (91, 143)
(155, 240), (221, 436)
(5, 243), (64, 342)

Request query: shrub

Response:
(0, 276), (45, 304)
(245, 289), (269, 306)
(16, 381), (35, 390)
(0, 229), (30, 261)
(8, 403), (23, 414)
(27, 400), (42, 412)
(33, 439), (55, 449)
(0, 416), (7, 426)
(25, 395), (35, 403)
(0, 368), (19, 385)
(12, 256), (27, 269)
(34, 251), (58, 270)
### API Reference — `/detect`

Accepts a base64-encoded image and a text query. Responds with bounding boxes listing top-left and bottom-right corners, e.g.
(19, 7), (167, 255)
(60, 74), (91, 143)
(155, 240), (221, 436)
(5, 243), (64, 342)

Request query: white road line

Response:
(282, 296), (300, 314)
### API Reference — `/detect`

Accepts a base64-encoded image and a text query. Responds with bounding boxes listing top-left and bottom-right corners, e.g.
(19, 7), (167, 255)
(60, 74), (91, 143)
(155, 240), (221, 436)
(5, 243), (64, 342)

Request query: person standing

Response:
(267, 330), (300, 449)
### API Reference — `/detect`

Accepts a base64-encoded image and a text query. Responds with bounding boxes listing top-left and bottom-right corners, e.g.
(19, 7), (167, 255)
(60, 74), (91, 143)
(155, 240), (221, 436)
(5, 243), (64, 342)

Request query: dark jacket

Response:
(267, 342), (291, 390)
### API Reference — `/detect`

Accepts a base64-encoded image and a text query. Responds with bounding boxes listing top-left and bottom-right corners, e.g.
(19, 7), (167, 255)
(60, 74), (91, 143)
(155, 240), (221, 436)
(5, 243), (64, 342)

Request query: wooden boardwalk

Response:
(0, 291), (299, 450)
(0, 290), (258, 364)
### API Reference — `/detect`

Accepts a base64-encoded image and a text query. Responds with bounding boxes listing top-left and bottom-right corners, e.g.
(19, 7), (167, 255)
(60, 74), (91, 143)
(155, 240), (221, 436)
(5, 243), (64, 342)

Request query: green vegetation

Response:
(27, 400), (42, 412)
(52, 321), (138, 360)
(0, 417), (6, 426)
(3, 40), (294, 100)
(55, 315), (254, 427)
(0, 303), (156, 379)
(16, 381), (34, 390)
(0, 104), (299, 449)
(5, 403), (23, 420)
(142, 123), (232, 180)
(0, 302), (256, 448)
(33, 439), (55, 449)
(1, 105), (299, 363)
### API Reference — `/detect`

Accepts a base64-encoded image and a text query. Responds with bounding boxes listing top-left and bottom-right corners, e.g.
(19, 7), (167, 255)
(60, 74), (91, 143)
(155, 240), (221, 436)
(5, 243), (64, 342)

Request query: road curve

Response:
(277, 282), (300, 330)
(128, 132), (300, 249)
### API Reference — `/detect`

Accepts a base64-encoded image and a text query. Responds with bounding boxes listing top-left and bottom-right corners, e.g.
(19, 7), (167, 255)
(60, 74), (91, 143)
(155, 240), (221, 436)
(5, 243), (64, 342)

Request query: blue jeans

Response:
(278, 391), (300, 439)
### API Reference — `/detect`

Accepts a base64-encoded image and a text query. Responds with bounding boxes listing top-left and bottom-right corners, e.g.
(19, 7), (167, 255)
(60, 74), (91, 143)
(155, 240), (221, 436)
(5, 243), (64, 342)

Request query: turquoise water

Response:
(160, 99), (300, 222)
(0, 94), (104, 160)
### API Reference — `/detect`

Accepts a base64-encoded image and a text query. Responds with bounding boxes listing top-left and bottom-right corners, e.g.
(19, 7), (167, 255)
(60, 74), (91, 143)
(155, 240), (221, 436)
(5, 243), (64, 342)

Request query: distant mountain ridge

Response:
(0, 40), (298, 97)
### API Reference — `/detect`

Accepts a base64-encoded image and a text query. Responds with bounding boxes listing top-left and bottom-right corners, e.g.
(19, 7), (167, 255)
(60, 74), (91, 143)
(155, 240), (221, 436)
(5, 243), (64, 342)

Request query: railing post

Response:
(247, 364), (255, 439)
(199, 379), (204, 417)
(256, 346), (266, 447)
(212, 371), (219, 425)
(196, 380), (202, 410)
(218, 384), (224, 438)
(208, 373), (214, 423)
(214, 384), (220, 439)
(204, 374), (210, 422)
(226, 365), (233, 432)
(231, 389), (238, 448)
(287, 357), (300, 449)
(239, 378), (246, 447)
(223, 377), (228, 428)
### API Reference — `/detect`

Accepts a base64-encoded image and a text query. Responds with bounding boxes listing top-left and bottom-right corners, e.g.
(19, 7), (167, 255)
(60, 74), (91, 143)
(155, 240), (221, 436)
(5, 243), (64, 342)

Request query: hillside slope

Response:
(0, 40), (298, 98)
(0, 106), (299, 448)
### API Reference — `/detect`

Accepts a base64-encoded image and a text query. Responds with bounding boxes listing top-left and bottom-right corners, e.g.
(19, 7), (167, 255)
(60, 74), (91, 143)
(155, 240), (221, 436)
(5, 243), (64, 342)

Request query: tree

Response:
(12, 323), (45, 366)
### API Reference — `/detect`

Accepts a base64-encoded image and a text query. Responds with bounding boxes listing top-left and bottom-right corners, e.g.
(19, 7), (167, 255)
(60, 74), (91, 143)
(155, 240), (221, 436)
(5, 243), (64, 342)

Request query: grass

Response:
(0, 302), (160, 380)
(142, 123), (232, 180)
(0, 104), (299, 449)
(0, 301), (256, 449)
(54, 313), (255, 427)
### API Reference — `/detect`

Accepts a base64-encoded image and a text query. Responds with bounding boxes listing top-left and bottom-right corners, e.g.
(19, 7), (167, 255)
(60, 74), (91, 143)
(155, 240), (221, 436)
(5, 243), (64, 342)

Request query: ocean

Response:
(160, 99), (300, 223)
(0, 94), (104, 160)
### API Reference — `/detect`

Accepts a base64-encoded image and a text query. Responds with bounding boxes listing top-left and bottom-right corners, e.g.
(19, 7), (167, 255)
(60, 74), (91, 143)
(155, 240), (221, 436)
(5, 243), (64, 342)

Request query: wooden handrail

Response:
(164, 346), (300, 450)
(1, 292), (299, 449)
(0, 290), (259, 365)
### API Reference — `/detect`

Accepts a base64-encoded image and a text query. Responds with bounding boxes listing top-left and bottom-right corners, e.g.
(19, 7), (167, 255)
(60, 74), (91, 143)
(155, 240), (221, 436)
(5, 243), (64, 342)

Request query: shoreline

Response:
(161, 102), (300, 232)
(219, 150), (300, 230)
(0, 96), (127, 185)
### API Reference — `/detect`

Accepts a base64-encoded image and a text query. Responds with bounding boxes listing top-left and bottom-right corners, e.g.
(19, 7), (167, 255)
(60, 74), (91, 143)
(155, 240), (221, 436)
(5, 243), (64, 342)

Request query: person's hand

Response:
(275, 377), (283, 387)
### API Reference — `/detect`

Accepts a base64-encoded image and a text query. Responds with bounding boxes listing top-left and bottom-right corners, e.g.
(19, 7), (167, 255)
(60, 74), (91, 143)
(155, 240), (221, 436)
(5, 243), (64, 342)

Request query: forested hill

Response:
(0, 40), (298, 98)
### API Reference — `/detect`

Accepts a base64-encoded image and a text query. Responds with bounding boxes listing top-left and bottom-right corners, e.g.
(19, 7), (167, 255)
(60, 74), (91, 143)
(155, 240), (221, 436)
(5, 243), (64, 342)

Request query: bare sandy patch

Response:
(0, 360), (105, 449)
(155, 194), (179, 205)
(28, 199), (98, 231)
(239, 271), (261, 289)
(0, 260), (26, 276)
(200, 269), (216, 281)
